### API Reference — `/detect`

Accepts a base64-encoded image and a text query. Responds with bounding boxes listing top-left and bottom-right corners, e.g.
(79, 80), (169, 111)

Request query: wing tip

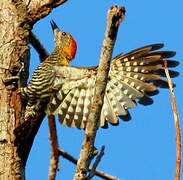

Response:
(138, 96), (154, 105)
(150, 43), (164, 51)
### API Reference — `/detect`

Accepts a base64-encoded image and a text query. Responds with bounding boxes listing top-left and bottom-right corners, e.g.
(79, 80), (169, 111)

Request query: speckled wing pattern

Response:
(45, 44), (179, 128)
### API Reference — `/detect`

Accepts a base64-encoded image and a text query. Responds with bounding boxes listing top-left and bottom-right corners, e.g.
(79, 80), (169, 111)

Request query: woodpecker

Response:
(21, 21), (77, 118)
(21, 21), (179, 128)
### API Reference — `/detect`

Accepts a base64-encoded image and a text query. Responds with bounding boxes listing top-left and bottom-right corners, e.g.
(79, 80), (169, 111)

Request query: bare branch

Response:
(58, 149), (122, 180)
(74, 6), (125, 180)
(164, 61), (181, 180)
(29, 31), (49, 61)
(14, 31), (49, 164)
(59, 148), (77, 164)
(48, 115), (60, 180)
(88, 146), (105, 179)
(14, 108), (45, 165)
(27, 0), (68, 22)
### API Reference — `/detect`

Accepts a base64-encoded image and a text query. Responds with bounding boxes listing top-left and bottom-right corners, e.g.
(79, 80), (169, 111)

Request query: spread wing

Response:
(45, 44), (179, 128)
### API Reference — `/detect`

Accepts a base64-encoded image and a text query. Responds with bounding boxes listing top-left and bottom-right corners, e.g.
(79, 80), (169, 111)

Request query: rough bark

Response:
(0, 1), (30, 179)
(0, 0), (67, 179)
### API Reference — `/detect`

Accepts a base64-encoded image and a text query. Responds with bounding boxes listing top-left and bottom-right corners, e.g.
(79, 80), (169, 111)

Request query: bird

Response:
(21, 20), (179, 129)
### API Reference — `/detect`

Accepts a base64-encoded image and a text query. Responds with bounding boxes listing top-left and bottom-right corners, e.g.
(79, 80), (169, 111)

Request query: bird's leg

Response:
(24, 101), (44, 120)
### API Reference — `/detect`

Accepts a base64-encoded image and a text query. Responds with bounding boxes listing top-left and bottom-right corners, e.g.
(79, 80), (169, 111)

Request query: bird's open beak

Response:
(50, 20), (59, 32)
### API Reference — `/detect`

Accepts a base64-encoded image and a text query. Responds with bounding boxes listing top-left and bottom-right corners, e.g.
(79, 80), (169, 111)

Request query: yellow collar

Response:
(58, 58), (69, 66)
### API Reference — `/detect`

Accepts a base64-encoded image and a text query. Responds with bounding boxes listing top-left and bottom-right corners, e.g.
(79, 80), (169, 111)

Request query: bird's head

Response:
(51, 20), (77, 64)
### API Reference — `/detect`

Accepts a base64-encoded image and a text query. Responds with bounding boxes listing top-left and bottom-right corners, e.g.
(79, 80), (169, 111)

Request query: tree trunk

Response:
(0, 0), (67, 179)
(0, 1), (30, 179)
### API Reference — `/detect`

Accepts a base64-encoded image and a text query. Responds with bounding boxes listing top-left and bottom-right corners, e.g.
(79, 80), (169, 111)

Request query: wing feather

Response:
(45, 44), (178, 128)
(104, 93), (119, 125)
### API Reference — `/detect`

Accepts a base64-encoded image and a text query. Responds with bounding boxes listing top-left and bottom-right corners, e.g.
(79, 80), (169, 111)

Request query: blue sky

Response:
(26, 1), (183, 179)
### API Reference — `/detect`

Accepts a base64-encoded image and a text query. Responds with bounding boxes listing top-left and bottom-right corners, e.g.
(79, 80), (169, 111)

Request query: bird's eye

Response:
(62, 32), (67, 36)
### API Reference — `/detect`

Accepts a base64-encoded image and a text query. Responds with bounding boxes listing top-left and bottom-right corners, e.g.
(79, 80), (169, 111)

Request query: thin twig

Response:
(164, 61), (181, 180)
(48, 115), (59, 180)
(74, 6), (125, 180)
(88, 146), (105, 179)
(58, 149), (121, 180)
